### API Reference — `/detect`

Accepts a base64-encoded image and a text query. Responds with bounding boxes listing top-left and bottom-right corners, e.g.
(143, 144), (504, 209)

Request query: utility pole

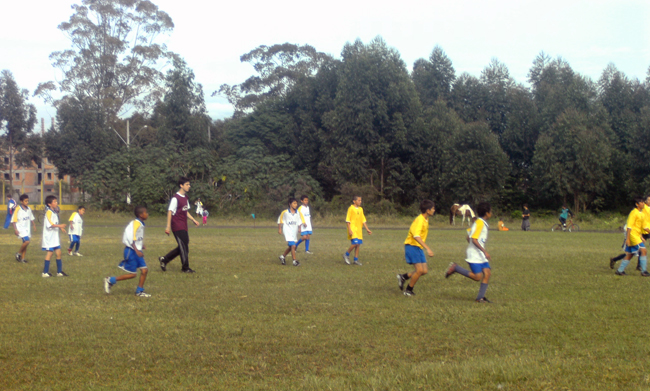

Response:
(126, 120), (131, 205)
(208, 125), (211, 143)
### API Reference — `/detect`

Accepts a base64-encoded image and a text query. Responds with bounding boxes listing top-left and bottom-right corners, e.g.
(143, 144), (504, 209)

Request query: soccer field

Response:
(0, 219), (647, 390)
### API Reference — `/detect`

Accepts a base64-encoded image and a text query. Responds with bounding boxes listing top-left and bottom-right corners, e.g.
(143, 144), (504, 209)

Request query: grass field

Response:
(0, 213), (647, 390)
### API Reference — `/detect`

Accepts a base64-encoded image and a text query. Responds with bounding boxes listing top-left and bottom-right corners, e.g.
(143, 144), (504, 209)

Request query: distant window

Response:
(38, 173), (42, 185)
(47, 173), (52, 180)
(4, 173), (9, 180)
(15, 173), (19, 180)
(37, 163), (41, 169)
(4, 158), (8, 164)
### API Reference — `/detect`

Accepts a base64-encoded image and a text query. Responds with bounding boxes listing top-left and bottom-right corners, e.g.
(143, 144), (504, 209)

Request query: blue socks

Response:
(354, 257), (358, 262)
(43, 260), (50, 273)
(641, 256), (648, 272)
(109, 276), (117, 285)
(454, 264), (471, 277)
(136, 286), (144, 293)
(345, 252), (350, 257)
(74, 241), (80, 252)
(305, 239), (310, 251)
(295, 239), (303, 249)
(477, 283), (489, 300)
(56, 259), (62, 274)
(618, 259), (630, 273)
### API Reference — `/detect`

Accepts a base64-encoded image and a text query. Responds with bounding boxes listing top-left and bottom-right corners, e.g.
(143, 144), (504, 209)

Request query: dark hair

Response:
(288, 197), (298, 207)
(634, 196), (645, 205)
(7, 194), (12, 198)
(420, 199), (435, 214)
(45, 195), (57, 206)
(523, 203), (528, 208)
(352, 195), (361, 202)
(78, 205), (86, 210)
(477, 202), (491, 218)
(300, 195), (308, 201)
(178, 177), (190, 186)
(19, 194), (28, 202)
(134, 205), (147, 218)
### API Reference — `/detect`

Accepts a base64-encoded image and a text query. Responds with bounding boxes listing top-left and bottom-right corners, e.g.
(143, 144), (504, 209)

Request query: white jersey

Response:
(68, 211), (83, 236)
(195, 201), (204, 215)
(42, 208), (61, 249)
(298, 205), (312, 232)
(466, 218), (489, 263)
(277, 208), (303, 242)
(122, 218), (145, 251)
(12, 206), (34, 238)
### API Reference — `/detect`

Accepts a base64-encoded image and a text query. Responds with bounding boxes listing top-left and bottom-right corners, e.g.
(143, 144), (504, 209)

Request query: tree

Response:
(480, 58), (515, 136)
(216, 43), (332, 116)
(36, 0), (176, 117)
(411, 46), (456, 106)
(0, 70), (37, 192)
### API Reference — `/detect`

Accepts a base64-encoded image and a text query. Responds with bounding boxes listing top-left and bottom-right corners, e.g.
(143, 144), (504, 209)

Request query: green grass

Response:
(0, 214), (647, 390)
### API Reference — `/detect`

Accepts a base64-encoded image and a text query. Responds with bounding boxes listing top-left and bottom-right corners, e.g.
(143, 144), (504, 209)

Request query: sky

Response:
(1, 0), (648, 124)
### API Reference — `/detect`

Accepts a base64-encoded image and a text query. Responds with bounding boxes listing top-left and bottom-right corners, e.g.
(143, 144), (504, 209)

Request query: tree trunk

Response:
(574, 192), (579, 217)
(8, 136), (13, 195)
(380, 157), (384, 198)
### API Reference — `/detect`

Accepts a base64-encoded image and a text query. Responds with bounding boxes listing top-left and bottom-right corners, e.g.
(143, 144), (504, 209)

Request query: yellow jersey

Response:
(404, 214), (429, 248)
(346, 205), (366, 240)
(626, 208), (648, 246)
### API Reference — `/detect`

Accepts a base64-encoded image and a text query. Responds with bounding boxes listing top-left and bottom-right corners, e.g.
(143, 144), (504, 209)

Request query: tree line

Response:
(1, 0), (649, 217)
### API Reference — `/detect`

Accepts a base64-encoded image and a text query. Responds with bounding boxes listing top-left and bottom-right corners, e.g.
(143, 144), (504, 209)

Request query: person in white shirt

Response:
(41, 196), (68, 278)
(277, 198), (304, 267)
(67, 206), (86, 256)
(295, 195), (313, 254)
(11, 194), (35, 263)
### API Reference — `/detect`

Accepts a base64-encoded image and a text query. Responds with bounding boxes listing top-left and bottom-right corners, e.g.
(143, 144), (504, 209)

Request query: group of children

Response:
(277, 195), (313, 266)
(609, 196), (650, 276)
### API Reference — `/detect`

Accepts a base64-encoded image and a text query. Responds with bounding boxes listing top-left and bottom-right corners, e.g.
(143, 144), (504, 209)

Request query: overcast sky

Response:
(1, 0), (648, 124)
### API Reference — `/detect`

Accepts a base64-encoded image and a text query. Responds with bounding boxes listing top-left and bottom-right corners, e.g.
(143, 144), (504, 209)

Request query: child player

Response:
(67, 206), (85, 256)
(615, 197), (650, 276)
(397, 200), (435, 296)
(12, 194), (35, 263)
(445, 202), (493, 303)
(278, 198), (303, 266)
(344, 196), (372, 266)
(104, 206), (151, 296)
(41, 195), (68, 277)
(295, 195), (313, 254)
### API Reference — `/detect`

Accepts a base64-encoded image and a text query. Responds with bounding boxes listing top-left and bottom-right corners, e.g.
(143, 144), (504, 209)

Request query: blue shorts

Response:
(21, 236), (30, 243)
(405, 245), (426, 264)
(287, 241), (298, 247)
(351, 239), (363, 245)
(118, 247), (147, 274)
(468, 262), (491, 274)
(301, 231), (313, 236)
(42, 246), (61, 252)
(69, 235), (80, 243)
(625, 242), (646, 255)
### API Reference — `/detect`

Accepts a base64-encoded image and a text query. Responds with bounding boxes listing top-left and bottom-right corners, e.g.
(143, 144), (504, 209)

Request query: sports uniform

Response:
(466, 218), (490, 274)
(118, 218), (147, 274)
(404, 214), (429, 264)
(278, 208), (303, 245)
(346, 205), (366, 245)
(161, 192), (193, 271)
(42, 207), (62, 251)
(12, 205), (34, 242)
(68, 211), (84, 255)
(298, 205), (312, 235)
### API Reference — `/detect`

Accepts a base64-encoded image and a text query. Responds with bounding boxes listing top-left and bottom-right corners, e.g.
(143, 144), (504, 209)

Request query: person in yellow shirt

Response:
(616, 197), (650, 276)
(397, 200), (435, 296)
(343, 196), (372, 266)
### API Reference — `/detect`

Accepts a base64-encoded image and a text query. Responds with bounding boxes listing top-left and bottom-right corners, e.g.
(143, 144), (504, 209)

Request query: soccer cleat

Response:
(476, 297), (492, 303)
(135, 291), (151, 297)
(42, 272), (52, 278)
(641, 271), (650, 277)
(305, 250), (313, 254)
(57, 271), (69, 277)
(609, 258), (616, 269)
(353, 260), (362, 266)
(68, 249), (72, 256)
(15, 253), (21, 262)
(104, 277), (112, 294)
(73, 252), (83, 257)
(397, 274), (406, 290)
(445, 262), (457, 278)
(292, 260), (300, 267)
(159, 257), (166, 272)
(20, 259), (27, 263)
(343, 253), (350, 265)
(615, 270), (627, 276)
(181, 268), (195, 273)
(403, 289), (415, 296)
(279, 255), (286, 265)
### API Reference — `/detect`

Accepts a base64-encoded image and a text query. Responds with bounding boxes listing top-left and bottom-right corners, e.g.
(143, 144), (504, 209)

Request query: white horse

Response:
(450, 203), (475, 226)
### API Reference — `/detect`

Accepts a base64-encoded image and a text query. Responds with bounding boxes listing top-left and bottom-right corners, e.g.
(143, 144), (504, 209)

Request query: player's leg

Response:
(74, 237), (81, 254)
(344, 243), (356, 264)
(353, 243), (362, 265)
(304, 233), (311, 253)
(136, 267), (149, 296)
(476, 265), (491, 302)
(617, 252), (634, 275)
(42, 250), (54, 277)
(405, 263), (428, 294)
(19, 239), (29, 261)
(54, 248), (67, 276)
(160, 231), (182, 265)
(639, 246), (649, 275)
(68, 235), (74, 255)
(176, 230), (191, 271)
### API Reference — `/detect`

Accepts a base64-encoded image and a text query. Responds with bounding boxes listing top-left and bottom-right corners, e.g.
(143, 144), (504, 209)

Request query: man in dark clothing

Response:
(521, 204), (531, 231)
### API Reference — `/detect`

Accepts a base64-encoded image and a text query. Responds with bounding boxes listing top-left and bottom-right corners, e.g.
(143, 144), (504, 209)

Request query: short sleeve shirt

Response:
(277, 209), (303, 242)
(466, 218), (489, 263)
(298, 205), (312, 232)
(12, 206), (34, 237)
(42, 208), (61, 248)
(68, 211), (83, 236)
(626, 208), (648, 246)
(404, 214), (429, 248)
(123, 218), (145, 251)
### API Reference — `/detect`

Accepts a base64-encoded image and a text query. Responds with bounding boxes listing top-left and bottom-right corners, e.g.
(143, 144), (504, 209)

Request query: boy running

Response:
(67, 206), (85, 256)
(41, 195), (68, 277)
(615, 197), (650, 276)
(104, 206), (151, 297)
(278, 198), (303, 266)
(445, 202), (493, 303)
(12, 194), (35, 263)
(159, 177), (200, 273)
(344, 196), (372, 266)
(295, 195), (313, 254)
(397, 200), (435, 296)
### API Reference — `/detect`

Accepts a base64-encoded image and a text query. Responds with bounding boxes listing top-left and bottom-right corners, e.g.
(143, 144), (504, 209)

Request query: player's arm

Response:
(346, 222), (353, 237)
(413, 236), (434, 257)
(363, 222), (372, 235)
(187, 211), (199, 226)
(471, 238), (491, 261)
(165, 210), (172, 235)
(626, 227), (632, 247)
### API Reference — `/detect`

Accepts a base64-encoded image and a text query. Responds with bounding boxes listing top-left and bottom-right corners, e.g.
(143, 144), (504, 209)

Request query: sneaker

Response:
(135, 291), (151, 297)
(476, 297), (492, 303)
(609, 257), (616, 269)
(397, 274), (406, 291)
(292, 260), (300, 267)
(159, 256), (166, 272)
(279, 255), (286, 265)
(641, 271), (650, 277)
(68, 249), (72, 256)
(57, 271), (69, 277)
(353, 260), (362, 266)
(104, 277), (112, 294)
(445, 262), (457, 278)
(181, 268), (195, 273)
(15, 253), (21, 262)
(404, 289), (415, 296)
(42, 272), (52, 278)
(73, 252), (83, 257)
(305, 250), (313, 254)
(20, 259), (27, 263)
(343, 253), (350, 265)
(615, 270), (627, 276)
